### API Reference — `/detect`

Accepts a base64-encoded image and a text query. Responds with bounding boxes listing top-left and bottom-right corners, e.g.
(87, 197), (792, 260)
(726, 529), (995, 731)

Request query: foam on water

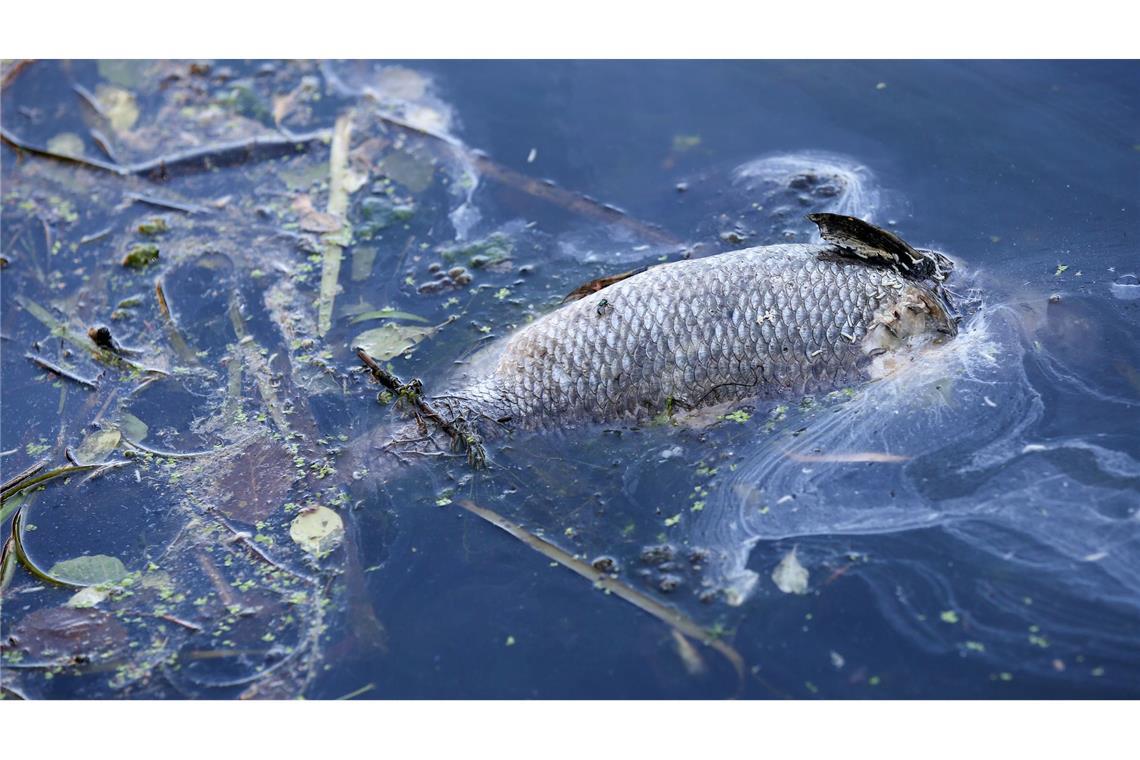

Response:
(675, 294), (1140, 683)
(320, 60), (483, 240)
(730, 151), (888, 242)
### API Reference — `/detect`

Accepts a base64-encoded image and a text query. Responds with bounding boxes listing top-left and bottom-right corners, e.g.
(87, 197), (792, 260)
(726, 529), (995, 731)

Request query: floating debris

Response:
(771, 548), (809, 595)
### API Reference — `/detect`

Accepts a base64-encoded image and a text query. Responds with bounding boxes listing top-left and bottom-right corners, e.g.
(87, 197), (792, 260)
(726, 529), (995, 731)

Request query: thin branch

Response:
(1, 60), (34, 91)
(24, 353), (99, 389)
(317, 113), (352, 337)
(2, 125), (330, 181)
(1, 460), (48, 494)
(355, 346), (486, 468)
(456, 498), (748, 693)
(126, 191), (209, 215)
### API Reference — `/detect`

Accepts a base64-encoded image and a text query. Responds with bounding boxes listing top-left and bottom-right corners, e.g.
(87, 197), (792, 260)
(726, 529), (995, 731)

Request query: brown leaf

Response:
(10, 607), (128, 663)
(215, 440), (294, 522)
(292, 195), (343, 233)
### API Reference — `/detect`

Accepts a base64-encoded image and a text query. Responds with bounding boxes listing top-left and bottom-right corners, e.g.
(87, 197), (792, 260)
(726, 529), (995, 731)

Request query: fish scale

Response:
(440, 241), (955, 430)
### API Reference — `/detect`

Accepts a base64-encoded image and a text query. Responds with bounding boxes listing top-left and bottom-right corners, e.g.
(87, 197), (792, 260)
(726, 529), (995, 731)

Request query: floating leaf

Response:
(118, 411), (149, 442)
(216, 441), (293, 522)
(348, 307), (429, 325)
(353, 322), (436, 361)
(46, 132), (86, 159)
(292, 195), (342, 233)
(351, 246), (378, 282)
(439, 232), (513, 267)
(73, 428), (122, 463)
(49, 554), (129, 586)
(771, 548), (809, 594)
(95, 84), (139, 132)
(376, 148), (434, 193)
(66, 586), (111, 609)
(289, 506), (344, 557)
(11, 607), (128, 662)
(358, 196), (415, 236)
(97, 59), (147, 88)
(279, 161), (330, 191)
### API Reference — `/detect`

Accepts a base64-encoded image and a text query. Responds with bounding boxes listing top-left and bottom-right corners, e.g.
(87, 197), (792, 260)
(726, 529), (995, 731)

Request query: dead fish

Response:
(423, 214), (958, 434)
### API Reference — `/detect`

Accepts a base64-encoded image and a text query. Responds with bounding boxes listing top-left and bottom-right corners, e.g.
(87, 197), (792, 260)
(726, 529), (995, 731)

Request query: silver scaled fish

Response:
(427, 214), (958, 433)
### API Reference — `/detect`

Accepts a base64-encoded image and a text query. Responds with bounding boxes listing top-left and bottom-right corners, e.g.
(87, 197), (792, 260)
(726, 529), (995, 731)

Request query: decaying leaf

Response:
(11, 607), (129, 663)
(67, 586), (111, 609)
(289, 506), (345, 557)
(376, 148), (434, 193)
(351, 246), (378, 282)
(214, 441), (294, 522)
(46, 132), (86, 159)
(292, 195), (343, 233)
(72, 428), (122, 463)
(118, 412), (149, 443)
(97, 59), (148, 89)
(95, 84), (140, 133)
(48, 554), (129, 586)
(772, 548), (809, 595)
(352, 322), (437, 361)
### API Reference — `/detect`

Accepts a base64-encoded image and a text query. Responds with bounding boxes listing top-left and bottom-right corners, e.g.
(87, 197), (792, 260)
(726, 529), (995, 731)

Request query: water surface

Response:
(1, 60), (1137, 698)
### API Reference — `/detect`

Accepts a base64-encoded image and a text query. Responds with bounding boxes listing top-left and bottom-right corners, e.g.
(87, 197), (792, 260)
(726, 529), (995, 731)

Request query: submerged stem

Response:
(317, 113), (353, 337)
(455, 498), (748, 693)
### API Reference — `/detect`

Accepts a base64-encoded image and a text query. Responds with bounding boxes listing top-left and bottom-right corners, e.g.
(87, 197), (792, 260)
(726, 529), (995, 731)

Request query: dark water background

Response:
(1, 60), (1137, 698)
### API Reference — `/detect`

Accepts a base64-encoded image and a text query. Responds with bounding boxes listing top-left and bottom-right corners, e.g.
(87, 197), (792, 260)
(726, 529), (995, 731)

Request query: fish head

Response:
(864, 283), (959, 379)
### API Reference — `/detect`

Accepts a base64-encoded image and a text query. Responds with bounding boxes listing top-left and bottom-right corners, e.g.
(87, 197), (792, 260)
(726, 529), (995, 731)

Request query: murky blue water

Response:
(2, 60), (1137, 698)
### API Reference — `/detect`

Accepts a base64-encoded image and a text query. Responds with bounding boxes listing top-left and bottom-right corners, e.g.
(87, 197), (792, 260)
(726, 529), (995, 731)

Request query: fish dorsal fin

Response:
(808, 213), (946, 279)
(562, 265), (649, 303)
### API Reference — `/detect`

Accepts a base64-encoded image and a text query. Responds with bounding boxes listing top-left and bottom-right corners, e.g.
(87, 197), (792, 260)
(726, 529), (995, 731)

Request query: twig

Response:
(212, 513), (317, 586)
(126, 191), (209, 215)
(155, 613), (203, 632)
(120, 434), (253, 461)
(1, 125), (330, 181)
(71, 83), (110, 120)
(456, 499), (748, 693)
(474, 158), (679, 246)
(24, 353), (99, 389)
(76, 459), (131, 485)
(78, 227), (113, 246)
(70, 83), (122, 164)
(355, 346), (486, 468)
(336, 682), (376, 700)
(3, 464), (97, 503)
(317, 113), (353, 337)
(1, 60), (34, 91)
(153, 278), (200, 365)
(1, 460), (48, 495)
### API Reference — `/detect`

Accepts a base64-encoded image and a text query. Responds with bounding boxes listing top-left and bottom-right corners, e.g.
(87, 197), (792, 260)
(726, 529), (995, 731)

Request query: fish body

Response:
(437, 217), (957, 431)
